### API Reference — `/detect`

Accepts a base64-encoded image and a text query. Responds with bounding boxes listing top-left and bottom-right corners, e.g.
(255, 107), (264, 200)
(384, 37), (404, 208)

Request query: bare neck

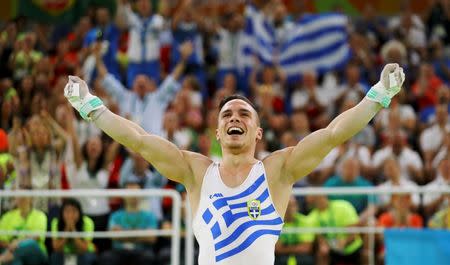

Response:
(221, 149), (258, 170)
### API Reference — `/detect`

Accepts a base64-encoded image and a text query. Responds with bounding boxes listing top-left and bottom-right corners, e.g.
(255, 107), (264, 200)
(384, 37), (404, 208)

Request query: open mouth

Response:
(227, 126), (244, 135)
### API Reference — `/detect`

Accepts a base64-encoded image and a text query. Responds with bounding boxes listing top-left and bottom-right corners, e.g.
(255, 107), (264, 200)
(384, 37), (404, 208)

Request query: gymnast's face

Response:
(217, 99), (262, 152)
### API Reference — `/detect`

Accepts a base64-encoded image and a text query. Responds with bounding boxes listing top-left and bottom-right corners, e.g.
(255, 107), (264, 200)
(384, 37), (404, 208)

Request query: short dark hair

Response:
(219, 94), (257, 112)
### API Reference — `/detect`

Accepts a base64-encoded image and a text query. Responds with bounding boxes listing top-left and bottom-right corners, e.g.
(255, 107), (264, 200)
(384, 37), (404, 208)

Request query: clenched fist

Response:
(366, 63), (405, 108)
(64, 75), (104, 121)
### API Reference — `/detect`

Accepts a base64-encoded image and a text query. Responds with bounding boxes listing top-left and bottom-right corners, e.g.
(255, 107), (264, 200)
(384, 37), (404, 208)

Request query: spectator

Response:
(250, 63), (286, 113)
(422, 158), (450, 218)
(313, 139), (372, 185)
(95, 41), (193, 137)
(307, 195), (363, 265)
(65, 109), (118, 252)
(290, 111), (311, 142)
(389, 3), (427, 52)
(372, 130), (423, 183)
(171, 0), (207, 93)
(275, 196), (315, 265)
(162, 110), (191, 150)
(51, 38), (78, 82)
(335, 63), (369, 110)
(430, 40), (450, 83)
(116, 0), (165, 86)
(0, 128), (15, 189)
(324, 158), (376, 215)
(411, 63), (444, 111)
(420, 103), (450, 177)
(99, 182), (158, 265)
(432, 131), (450, 168)
(374, 90), (417, 135)
(0, 20), (17, 79)
(215, 11), (245, 89)
(290, 71), (330, 129)
(419, 85), (449, 126)
(428, 195), (450, 229)
(377, 157), (420, 208)
(354, 3), (389, 49)
(9, 33), (43, 81)
(378, 194), (423, 228)
(424, 0), (450, 45)
(0, 78), (19, 131)
(84, 6), (120, 82)
(50, 198), (96, 265)
(377, 194), (423, 263)
(119, 152), (167, 221)
(0, 188), (47, 265)
(8, 113), (66, 212)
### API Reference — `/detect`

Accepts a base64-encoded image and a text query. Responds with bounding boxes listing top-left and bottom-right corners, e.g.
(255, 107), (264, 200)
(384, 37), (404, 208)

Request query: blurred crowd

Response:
(0, 0), (449, 264)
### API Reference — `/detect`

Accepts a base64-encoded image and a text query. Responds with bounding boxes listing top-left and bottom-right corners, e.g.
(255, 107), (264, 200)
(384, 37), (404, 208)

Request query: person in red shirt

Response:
(377, 193), (423, 263)
(412, 63), (443, 111)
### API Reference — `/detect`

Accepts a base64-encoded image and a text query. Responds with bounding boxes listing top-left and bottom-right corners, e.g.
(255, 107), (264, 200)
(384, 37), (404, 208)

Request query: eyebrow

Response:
(220, 108), (252, 116)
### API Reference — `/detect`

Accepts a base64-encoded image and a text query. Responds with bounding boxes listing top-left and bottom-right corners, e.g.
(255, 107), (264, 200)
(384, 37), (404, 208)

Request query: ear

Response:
(216, 128), (220, 141)
(255, 127), (263, 141)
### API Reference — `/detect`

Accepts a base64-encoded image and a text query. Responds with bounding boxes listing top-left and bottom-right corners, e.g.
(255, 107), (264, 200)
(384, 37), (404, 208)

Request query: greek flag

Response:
(201, 174), (283, 262)
(279, 13), (350, 78)
(238, 5), (276, 73)
(238, 5), (350, 79)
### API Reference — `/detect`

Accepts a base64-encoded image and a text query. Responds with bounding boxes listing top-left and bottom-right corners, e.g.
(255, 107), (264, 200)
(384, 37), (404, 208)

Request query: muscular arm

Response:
(284, 98), (382, 183)
(91, 108), (193, 186)
(280, 64), (404, 184)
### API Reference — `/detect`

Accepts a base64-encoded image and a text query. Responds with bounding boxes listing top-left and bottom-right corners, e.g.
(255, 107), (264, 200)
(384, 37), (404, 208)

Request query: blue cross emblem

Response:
(247, 199), (261, 220)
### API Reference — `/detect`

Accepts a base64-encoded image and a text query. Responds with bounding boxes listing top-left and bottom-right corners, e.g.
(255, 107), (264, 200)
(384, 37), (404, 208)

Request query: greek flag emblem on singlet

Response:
(247, 200), (261, 220)
(201, 173), (283, 262)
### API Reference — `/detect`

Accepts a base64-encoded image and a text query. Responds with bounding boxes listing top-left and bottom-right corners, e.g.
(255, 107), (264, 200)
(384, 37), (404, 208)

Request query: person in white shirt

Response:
(377, 157), (420, 208)
(420, 103), (450, 175)
(432, 131), (450, 168)
(372, 130), (424, 183)
(95, 41), (193, 137)
(422, 158), (450, 217)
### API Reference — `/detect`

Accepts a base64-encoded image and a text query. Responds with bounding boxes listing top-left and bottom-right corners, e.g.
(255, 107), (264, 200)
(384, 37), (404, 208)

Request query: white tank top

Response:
(192, 161), (284, 265)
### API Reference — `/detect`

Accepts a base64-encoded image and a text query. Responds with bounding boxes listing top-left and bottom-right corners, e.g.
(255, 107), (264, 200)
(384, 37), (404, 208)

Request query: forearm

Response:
(52, 238), (66, 251)
(73, 238), (89, 252)
(95, 55), (108, 80)
(171, 58), (187, 81)
(327, 98), (382, 145)
(91, 108), (145, 152)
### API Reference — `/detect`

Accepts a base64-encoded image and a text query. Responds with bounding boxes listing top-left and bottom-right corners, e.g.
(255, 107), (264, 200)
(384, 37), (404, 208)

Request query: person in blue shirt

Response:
(324, 157), (376, 216)
(116, 0), (165, 87)
(98, 181), (158, 265)
(84, 6), (121, 82)
(171, 0), (207, 97)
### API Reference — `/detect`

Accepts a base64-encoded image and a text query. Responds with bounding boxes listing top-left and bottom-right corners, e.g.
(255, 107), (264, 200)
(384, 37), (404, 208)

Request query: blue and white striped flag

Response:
(237, 5), (276, 73)
(279, 13), (350, 78)
(238, 7), (350, 79)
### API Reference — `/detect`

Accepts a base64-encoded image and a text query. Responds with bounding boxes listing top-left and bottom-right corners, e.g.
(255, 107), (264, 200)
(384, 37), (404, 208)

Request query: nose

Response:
(230, 114), (241, 123)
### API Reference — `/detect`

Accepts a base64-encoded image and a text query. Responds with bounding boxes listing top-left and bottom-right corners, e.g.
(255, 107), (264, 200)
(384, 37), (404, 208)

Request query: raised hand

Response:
(64, 76), (105, 121)
(366, 63), (405, 108)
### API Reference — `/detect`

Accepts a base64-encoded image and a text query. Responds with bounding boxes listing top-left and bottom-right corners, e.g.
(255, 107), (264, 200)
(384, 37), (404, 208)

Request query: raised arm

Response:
(156, 41), (193, 103)
(94, 43), (131, 104)
(283, 64), (405, 183)
(64, 76), (196, 187)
